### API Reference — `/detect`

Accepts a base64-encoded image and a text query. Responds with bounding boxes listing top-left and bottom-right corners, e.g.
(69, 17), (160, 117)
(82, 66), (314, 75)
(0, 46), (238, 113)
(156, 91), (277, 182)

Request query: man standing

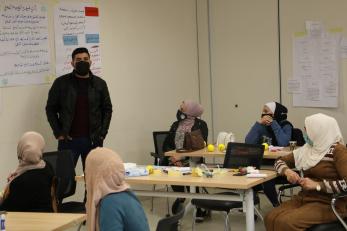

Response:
(46, 47), (112, 170)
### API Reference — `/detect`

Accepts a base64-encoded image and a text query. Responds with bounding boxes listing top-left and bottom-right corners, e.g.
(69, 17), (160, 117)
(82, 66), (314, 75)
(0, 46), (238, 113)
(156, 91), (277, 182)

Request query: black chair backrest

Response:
(43, 150), (76, 201)
(223, 142), (264, 169)
(156, 203), (185, 231)
(291, 128), (305, 146)
(153, 131), (170, 157)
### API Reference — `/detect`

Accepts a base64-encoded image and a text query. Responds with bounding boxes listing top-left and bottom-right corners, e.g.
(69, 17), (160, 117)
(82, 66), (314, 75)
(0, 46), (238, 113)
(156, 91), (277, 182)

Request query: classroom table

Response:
(76, 169), (277, 231)
(5, 212), (86, 231)
(164, 147), (292, 160)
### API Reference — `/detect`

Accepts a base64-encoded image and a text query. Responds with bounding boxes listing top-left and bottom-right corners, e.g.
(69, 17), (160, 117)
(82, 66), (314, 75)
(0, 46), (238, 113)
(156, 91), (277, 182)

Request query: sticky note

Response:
(63, 35), (78, 46)
(329, 27), (343, 33)
(85, 34), (99, 43)
(85, 7), (99, 16)
(152, 169), (162, 175)
(294, 31), (307, 37)
(168, 169), (182, 177)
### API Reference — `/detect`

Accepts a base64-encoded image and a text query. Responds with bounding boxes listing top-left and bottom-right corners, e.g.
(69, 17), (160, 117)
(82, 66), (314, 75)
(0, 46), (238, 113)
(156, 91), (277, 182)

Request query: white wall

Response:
(205, 0), (280, 142)
(99, 0), (200, 163)
(0, 0), (200, 188)
(280, 0), (347, 136)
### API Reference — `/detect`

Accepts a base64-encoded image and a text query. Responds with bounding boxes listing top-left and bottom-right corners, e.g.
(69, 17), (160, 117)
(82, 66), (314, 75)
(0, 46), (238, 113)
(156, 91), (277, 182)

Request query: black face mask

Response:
(75, 61), (90, 76)
(176, 110), (187, 121)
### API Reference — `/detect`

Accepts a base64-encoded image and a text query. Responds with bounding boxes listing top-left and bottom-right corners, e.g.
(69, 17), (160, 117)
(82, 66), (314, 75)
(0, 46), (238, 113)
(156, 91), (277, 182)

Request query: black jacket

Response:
(163, 118), (208, 152)
(46, 71), (112, 143)
(0, 163), (54, 212)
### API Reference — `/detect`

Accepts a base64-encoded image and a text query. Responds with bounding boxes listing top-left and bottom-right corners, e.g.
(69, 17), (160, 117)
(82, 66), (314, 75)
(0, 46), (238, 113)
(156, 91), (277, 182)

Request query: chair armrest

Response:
(331, 192), (347, 229)
(150, 152), (160, 158)
(278, 184), (300, 192)
(278, 184), (300, 203)
(333, 191), (347, 200)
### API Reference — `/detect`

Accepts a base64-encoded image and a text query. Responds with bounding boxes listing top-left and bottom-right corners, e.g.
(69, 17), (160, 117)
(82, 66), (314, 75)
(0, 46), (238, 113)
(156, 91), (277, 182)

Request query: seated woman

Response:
(265, 113), (347, 231)
(0, 131), (54, 212)
(245, 102), (293, 207)
(85, 147), (150, 231)
(245, 101), (292, 146)
(162, 99), (208, 220)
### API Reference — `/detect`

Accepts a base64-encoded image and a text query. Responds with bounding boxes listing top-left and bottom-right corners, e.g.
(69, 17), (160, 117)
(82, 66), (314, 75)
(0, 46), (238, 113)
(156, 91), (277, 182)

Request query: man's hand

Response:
(284, 169), (301, 184)
(299, 178), (319, 191)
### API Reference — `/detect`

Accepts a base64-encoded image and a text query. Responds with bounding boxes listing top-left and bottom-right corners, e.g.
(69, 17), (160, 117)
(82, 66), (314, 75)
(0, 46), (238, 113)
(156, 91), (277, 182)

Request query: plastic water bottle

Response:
(0, 214), (5, 231)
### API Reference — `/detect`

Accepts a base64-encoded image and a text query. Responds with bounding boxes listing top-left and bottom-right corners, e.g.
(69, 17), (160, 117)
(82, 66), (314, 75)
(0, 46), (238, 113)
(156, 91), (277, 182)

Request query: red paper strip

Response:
(85, 7), (99, 16)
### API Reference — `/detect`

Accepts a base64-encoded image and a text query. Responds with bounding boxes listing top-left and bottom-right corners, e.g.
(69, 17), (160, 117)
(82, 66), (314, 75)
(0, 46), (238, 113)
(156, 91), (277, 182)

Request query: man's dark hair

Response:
(72, 47), (90, 60)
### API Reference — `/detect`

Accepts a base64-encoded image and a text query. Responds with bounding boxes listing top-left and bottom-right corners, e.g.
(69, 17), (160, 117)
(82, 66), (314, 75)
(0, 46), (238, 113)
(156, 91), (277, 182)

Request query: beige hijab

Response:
(85, 148), (130, 231)
(294, 113), (344, 170)
(7, 131), (46, 183)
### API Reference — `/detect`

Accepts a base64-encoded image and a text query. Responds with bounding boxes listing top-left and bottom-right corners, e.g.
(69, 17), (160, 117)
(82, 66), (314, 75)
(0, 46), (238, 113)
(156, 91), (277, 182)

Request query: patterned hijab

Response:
(85, 148), (129, 231)
(294, 113), (344, 170)
(175, 100), (204, 149)
(7, 131), (46, 184)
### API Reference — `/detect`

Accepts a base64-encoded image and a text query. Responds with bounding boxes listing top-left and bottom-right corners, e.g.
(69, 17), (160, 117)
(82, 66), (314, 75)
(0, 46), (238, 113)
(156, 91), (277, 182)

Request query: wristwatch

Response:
(316, 184), (321, 192)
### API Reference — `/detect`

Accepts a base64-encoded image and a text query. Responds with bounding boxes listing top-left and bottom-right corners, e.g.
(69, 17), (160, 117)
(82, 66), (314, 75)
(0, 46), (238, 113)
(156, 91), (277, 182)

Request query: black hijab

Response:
(266, 102), (291, 146)
(273, 102), (288, 122)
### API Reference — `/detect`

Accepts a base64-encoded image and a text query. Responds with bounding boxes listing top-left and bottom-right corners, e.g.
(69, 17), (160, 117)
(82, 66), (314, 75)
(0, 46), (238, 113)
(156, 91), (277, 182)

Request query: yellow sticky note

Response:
(294, 31), (307, 37)
(329, 27), (343, 33)
(152, 169), (162, 176)
(168, 169), (182, 177)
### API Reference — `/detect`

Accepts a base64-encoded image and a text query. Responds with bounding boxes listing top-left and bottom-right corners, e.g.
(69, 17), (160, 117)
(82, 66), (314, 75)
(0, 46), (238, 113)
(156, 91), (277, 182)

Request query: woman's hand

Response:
(284, 169), (301, 184)
(259, 115), (273, 126)
(299, 178), (319, 191)
(170, 156), (183, 167)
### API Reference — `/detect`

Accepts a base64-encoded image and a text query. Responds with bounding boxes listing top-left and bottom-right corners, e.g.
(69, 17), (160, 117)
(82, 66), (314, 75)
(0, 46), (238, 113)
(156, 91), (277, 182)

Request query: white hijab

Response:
(293, 113), (344, 170)
(265, 102), (276, 114)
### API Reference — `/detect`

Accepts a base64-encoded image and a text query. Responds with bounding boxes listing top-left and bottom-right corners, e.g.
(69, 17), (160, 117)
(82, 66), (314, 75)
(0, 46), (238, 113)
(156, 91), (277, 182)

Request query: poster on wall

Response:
(292, 27), (340, 108)
(0, 2), (51, 87)
(54, 2), (101, 78)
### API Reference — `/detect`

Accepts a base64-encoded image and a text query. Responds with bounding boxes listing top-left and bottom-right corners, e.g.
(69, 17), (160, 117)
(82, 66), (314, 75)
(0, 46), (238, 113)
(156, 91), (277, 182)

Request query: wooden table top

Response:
(6, 212), (86, 231)
(124, 169), (276, 190)
(165, 147), (292, 160)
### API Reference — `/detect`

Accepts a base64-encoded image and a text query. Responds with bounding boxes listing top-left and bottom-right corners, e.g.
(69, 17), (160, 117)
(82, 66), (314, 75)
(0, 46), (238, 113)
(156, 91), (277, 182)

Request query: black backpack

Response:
(291, 128), (305, 146)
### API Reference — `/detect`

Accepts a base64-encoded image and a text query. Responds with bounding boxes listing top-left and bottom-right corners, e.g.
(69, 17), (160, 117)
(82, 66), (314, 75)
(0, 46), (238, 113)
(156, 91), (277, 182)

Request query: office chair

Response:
(191, 142), (264, 231)
(150, 131), (170, 165)
(278, 185), (347, 231)
(156, 203), (185, 231)
(43, 150), (85, 213)
(150, 131), (170, 214)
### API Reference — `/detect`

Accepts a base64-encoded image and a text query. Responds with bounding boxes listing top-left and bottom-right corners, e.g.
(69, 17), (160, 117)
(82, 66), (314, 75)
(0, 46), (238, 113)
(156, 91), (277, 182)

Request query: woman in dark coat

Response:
(163, 99), (208, 221)
(0, 132), (54, 212)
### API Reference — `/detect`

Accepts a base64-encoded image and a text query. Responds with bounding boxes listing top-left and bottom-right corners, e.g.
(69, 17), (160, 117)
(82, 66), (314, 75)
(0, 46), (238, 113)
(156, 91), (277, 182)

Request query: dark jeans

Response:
(254, 179), (279, 207)
(58, 137), (101, 171)
(58, 137), (102, 203)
